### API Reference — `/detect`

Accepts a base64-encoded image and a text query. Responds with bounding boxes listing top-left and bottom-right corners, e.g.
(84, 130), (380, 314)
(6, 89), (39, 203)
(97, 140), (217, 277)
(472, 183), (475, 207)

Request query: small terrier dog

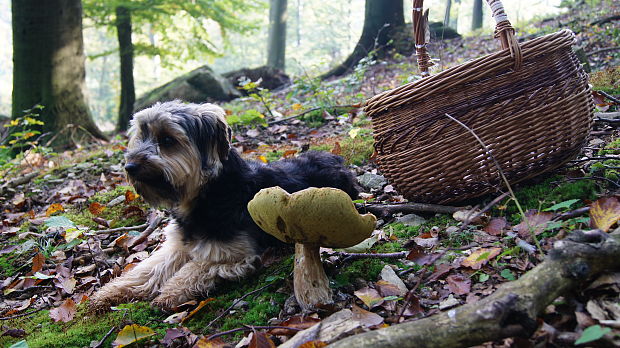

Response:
(90, 100), (359, 311)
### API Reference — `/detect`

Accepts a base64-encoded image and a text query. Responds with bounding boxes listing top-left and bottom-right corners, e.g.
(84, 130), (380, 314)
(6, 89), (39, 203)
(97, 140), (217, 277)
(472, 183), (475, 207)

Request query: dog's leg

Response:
(151, 236), (259, 310)
(151, 256), (259, 310)
(90, 224), (189, 311)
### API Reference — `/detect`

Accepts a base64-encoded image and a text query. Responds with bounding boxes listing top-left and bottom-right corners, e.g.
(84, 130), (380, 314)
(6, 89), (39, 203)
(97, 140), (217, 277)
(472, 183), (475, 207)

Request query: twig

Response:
(332, 251), (408, 263)
(457, 192), (511, 233)
(396, 269), (428, 323)
(355, 202), (463, 217)
(267, 104), (359, 125)
(587, 46), (620, 57)
(565, 175), (620, 188)
(92, 326), (116, 348)
(207, 325), (302, 341)
(204, 281), (277, 330)
(570, 156), (620, 163)
(86, 238), (103, 286)
(598, 91), (620, 104)
(1, 171), (40, 190)
(444, 113), (543, 257)
(4, 286), (54, 298)
(127, 215), (165, 249)
(93, 223), (148, 234)
(553, 207), (590, 221)
(0, 307), (45, 321)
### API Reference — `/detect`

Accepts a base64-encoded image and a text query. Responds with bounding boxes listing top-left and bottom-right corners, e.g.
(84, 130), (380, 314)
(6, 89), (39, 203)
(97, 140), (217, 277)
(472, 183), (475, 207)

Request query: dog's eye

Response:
(159, 136), (175, 147)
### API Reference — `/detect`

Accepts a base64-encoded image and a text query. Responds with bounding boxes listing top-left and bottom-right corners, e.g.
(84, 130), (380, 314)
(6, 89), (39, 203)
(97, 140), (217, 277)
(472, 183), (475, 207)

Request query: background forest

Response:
(0, 0), (563, 129)
(2, 0), (620, 347)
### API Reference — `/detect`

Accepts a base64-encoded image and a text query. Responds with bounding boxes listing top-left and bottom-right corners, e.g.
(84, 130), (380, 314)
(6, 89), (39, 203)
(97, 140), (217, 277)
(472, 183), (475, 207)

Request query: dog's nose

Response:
(124, 162), (140, 175)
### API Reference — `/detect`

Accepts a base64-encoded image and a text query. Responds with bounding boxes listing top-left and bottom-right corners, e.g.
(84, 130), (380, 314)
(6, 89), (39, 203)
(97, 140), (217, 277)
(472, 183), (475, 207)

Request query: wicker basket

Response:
(365, 0), (594, 204)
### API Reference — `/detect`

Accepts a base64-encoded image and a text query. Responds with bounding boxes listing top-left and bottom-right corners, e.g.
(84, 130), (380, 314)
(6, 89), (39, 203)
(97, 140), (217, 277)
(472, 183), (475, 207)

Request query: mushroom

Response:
(248, 186), (376, 309)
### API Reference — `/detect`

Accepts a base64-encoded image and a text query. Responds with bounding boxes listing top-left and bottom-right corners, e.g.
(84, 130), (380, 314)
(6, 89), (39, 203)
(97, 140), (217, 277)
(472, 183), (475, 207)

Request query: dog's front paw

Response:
(151, 292), (190, 312)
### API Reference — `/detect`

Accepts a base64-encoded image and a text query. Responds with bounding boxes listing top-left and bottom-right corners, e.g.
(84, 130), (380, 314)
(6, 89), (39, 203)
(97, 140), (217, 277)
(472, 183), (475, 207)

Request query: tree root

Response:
(327, 230), (620, 348)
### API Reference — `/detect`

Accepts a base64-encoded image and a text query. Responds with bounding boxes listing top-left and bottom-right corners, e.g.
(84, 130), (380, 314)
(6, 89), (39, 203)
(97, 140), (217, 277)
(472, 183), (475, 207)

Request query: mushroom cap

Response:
(247, 186), (376, 248)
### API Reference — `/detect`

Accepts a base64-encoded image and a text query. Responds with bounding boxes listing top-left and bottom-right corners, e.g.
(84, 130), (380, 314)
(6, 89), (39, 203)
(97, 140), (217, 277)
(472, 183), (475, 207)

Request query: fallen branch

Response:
(0, 307), (45, 321)
(355, 202), (464, 218)
(326, 230), (620, 348)
(267, 104), (359, 125)
(127, 215), (165, 250)
(332, 251), (408, 262)
(93, 223), (148, 234)
(206, 325), (302, 341)
(587, 46), (620, 57)
(0, 171), (40, 192)
(591, 15), (620, 26)
(598, 91), (620, 104)
(92, 326), (116, 348)
(553, 206), (590, 221)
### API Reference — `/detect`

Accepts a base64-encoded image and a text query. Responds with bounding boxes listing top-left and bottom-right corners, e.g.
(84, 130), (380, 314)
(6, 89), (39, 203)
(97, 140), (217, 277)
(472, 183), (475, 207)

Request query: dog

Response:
(90, 100), (359, 311)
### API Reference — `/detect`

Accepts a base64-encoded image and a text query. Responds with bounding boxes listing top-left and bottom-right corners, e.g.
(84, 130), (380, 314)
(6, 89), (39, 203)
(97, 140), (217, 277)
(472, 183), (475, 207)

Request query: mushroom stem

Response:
(293, 243), (332, 310)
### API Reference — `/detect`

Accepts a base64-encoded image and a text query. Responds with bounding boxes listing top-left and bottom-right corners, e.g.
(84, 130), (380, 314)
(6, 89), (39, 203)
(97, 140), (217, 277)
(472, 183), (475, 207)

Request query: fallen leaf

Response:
(298, 341), (328, 348)
(163, 311), (189, 324)
(483, 217), (508, 236)
(406, 246), (442, 266)
(446, 274), (471, 295)
(125, 190), (138, 203)
(292, 103), (303, 111)
(32, 252), (45, 273)
(249, 331), (276, 348)
(462, 247), (502, 270)
(113, 324), (156, 347)
(427, 263), (453, 282)
(351, 304), (384, 327)
(331, 142), (342, 155)
(1, 328), (26, 338)
(453, 209), (483, 224)
(46, 203), (64, 217)
(161, 327), (193, 346)
(514, 210), (553, 238)
(590, 197), (620, 232)
(269, 315), (321, 336)
(193, 337), (229, 348)
(375, 280), (402, 297)
(354, 287), (384, 309)
(182, 298), (215, 323)
(283, 150), (298, 158)
(88, 202), (106, 216)
(64, 228), (83, 243)
(49, 298), (77, 323)
(258, 155), (268, 163)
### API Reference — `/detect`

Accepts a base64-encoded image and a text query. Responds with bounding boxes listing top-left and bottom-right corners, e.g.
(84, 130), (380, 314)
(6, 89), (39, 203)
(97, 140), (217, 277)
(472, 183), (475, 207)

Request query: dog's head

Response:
(124, 100), (232, 207)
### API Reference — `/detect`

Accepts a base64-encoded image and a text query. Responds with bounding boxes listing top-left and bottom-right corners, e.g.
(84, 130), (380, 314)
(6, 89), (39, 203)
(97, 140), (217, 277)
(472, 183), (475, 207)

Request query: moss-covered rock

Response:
(135, 66), (242, 111)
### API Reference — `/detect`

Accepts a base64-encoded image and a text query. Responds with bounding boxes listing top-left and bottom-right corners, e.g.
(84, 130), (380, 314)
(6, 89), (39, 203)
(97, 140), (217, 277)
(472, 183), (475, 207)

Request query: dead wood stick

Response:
(93, 223), (148, 234)
(598, 91), (620, 104)
(92, 326), (116, 348)
(587, 46), (620, 57)
(332, 251), (409, 262)
(0, 307), (45, 321)
(127, 215), (165, 249)
(206, 325), (302, 341)
(355, 202), (464, 218)
(553, 206), (590, 221)
(1, 171), (39, 191)
(326, 230), (620, 348)
(595, 112), (620, 119)
(457, 192), (511, 233)
(267, 104), (359, 125)
(590, 15), (620, 26)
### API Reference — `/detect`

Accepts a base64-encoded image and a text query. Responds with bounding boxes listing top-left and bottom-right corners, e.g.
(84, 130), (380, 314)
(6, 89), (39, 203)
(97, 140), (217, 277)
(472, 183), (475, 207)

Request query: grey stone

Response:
(357, 173), (387, 190)
(396, 213), (427, 227)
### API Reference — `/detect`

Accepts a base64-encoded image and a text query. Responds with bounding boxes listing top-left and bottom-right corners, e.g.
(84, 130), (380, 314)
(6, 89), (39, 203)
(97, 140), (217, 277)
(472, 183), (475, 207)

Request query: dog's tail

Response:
(299, 151), (360, 199)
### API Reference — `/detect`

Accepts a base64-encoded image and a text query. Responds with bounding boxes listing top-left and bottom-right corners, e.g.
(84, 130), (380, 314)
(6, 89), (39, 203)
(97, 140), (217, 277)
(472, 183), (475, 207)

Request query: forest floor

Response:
(1, 2), (620, 347)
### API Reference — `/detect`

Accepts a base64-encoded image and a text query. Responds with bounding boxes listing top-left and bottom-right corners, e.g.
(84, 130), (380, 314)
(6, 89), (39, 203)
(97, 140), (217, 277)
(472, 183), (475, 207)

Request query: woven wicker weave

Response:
(365, 0), (594, 204)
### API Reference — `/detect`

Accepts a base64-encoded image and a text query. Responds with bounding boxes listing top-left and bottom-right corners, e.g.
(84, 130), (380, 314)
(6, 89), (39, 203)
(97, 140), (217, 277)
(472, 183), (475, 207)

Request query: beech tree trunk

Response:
(267, 0), (288, 71)
(444, 0), (452, 27)
(116, 6), (136, 132)
(321, 0), (404, 79)
(472, 0), (484, 30)
(11, 0), (106, 145)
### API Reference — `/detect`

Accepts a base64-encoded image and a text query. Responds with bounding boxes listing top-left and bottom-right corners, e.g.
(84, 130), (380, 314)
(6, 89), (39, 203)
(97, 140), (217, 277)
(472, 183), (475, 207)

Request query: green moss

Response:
(264, 150), (284, 162)
(337, 258), (385, 285)
(309, 144), (332, 152)
(385, 222), (421, 239)
(300, 109), (326, 128)
(0, 250), (20, 278)
(64, 185), (148, 229)
(500, 176), (598, 221)
(5, 302), (167, 348)
(590, 66), (620, 94)
(340, 133), (374, 166)
(373, 242), (405, 253)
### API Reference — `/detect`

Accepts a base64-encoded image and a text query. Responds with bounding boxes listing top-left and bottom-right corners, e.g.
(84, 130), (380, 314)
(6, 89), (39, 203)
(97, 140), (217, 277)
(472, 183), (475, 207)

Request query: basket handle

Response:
(411, 0), (523, 73)
(485, 0), (523, 70)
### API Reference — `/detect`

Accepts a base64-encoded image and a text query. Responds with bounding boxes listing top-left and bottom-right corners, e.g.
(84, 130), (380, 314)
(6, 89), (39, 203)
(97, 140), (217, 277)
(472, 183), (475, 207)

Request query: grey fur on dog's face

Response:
(124, 101), (232, 207)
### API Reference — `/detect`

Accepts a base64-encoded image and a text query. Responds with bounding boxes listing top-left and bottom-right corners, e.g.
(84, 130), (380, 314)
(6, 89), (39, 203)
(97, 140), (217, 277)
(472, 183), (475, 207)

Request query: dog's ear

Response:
(197, 104), (232, 162)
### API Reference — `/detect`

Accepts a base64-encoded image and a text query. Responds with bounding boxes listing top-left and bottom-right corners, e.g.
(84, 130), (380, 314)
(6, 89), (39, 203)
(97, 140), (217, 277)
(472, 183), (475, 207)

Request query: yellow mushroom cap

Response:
(247, 186), (376, 248)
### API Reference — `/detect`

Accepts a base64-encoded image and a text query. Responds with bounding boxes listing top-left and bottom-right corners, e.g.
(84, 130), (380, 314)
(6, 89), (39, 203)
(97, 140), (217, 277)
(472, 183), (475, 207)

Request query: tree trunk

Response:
(116, 5), (135, 132)
(472, 0), (483, 30)
(11, 0), (106, 146)
(444, 0), (452, 27)
(267, 0), (288, 71)
(321, 0), (404, 79)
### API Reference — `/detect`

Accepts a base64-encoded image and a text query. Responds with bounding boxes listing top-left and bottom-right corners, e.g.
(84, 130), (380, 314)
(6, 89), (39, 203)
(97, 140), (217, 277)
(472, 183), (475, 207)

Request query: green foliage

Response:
(384, 222), (422, 239)
(339, 128), (375, 165)
(501, 176), (598, 221)
(83, 0), (263, 68)
(0, 105), (54, 169)
(575, 325), (612, 345)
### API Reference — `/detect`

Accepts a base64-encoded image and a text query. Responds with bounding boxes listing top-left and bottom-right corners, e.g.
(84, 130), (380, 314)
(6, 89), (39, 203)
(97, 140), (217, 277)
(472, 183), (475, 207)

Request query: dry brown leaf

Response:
(193, 337), (229, 348)
(514, 210), (553, 239)
(249, 331), (276, 348)
(446, 274), (471, 295)
(354, 287), (384, 309)
(268, 315), (321, 336)
(49, 298), (77, 323)
(351, 304), (384, 327)
(112, 324), (155, 347)
(181, 298), (215, 323)
(375, 280), (402, 297)
(88, 202), (106, 216)
(297, 341), (328, 348)
(483, 217), (508, 236)
(32, 252), (45, 273)
(124, 190), (138, 203)
(590, 197), (620, 232)
(462, 247), (502, 270)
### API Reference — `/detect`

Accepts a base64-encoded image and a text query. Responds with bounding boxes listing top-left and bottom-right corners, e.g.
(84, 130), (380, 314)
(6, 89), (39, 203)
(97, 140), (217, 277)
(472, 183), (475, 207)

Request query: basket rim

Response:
(364, 29), (576, 117)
